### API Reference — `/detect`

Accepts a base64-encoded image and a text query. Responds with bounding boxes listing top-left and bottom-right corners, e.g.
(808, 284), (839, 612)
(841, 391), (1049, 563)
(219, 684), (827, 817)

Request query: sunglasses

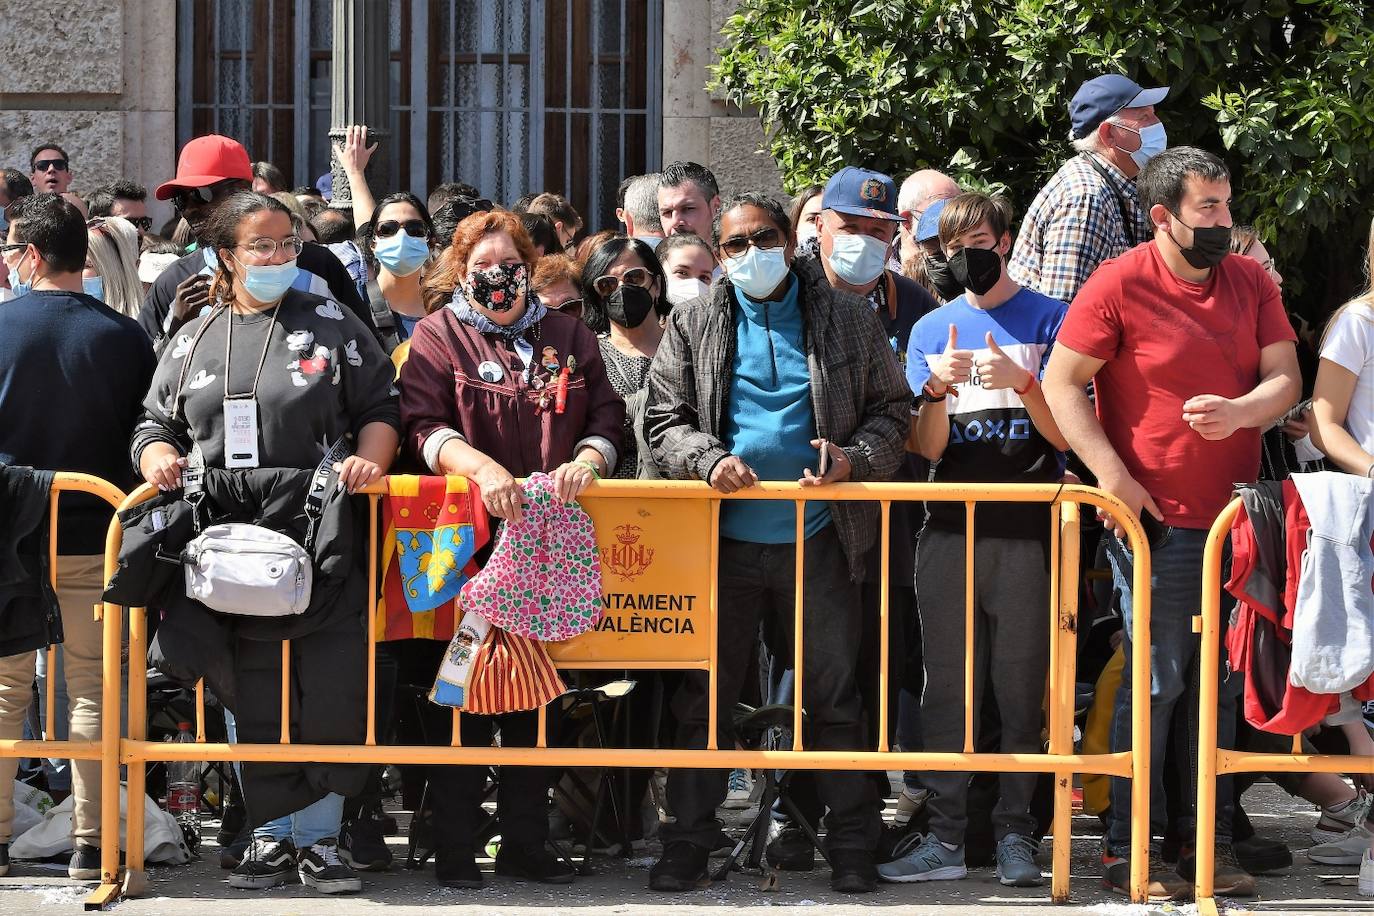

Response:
(548, 297), (584, 319)
(171, 179), (248, 213)
(375, 219), (430, 239)
(33, 158), (69, 173)
(719, 227), (783, 259)
(592, 266), (654, 298)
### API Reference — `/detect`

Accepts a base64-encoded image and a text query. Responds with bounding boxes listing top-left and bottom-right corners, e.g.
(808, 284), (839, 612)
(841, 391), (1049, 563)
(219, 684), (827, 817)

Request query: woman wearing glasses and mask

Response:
(399, 209), (622, 888)
(580, 236), (669, 479)
(357, 192), (436, 344)
(131, 191), (400, 895)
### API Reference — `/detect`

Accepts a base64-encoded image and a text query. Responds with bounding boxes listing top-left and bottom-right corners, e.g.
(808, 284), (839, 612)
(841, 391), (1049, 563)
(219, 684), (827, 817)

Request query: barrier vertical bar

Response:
(1193, 499), (1240, 911)
(792, 499), (805, 750)
(46, 492), (58, 739)
(365, 493), (379, 745)
(877, 499), (891, 752)
(195, 680), (206, 742)
(126, 604), (149, 883)
(280, 641), (291, 744)
(98, 517), (123, 890)
(1127, 512), (1152, 904)
(451, 708), (463, 747)
(1049, 500), (1080, 902)
(963, 501), (976, 753)
(707, 499), (720, 751)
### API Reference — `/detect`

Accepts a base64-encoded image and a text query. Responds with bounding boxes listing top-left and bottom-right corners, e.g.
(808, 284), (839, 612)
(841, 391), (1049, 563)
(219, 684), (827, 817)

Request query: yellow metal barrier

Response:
(98, 478), (1156, 904)
(0, 473), (126, 910)
(1193, 497), (1370, 915)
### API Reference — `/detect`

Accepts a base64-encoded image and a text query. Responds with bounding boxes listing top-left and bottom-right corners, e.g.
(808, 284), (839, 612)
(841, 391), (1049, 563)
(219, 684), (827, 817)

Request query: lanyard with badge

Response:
(222, 303), (281, 468)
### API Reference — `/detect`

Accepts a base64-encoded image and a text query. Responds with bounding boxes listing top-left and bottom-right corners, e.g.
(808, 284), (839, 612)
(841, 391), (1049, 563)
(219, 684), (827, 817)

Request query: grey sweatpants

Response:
(914, 528), (1050, 846)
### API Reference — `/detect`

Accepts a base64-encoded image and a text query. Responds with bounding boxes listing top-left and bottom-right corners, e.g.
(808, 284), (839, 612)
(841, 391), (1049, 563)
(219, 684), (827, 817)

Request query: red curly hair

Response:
(422, 209), (539, 314)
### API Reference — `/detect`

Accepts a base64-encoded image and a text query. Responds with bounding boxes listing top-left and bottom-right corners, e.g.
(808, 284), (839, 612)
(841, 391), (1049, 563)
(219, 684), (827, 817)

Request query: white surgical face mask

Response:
(666, 275), (709, 306)
(723, 245), (790, 300)
(796, 223), (818, 244)
(1112, 120), (1167, 170)
(826, 231), (889, 285)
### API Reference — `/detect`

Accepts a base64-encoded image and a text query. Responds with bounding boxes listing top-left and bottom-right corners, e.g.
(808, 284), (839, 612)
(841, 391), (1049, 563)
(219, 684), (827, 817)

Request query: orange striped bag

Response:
(463, 627), (566, 714)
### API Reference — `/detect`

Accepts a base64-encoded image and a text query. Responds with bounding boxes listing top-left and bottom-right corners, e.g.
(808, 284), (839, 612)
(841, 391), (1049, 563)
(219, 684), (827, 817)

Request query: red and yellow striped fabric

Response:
(463, 627), (566, 714)
(374, 475), (490, 643)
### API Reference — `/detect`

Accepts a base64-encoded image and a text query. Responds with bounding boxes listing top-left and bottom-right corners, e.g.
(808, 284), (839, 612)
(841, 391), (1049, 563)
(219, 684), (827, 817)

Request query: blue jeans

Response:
(223, 708), (344, 847)
(1105, 527), (1239, 855)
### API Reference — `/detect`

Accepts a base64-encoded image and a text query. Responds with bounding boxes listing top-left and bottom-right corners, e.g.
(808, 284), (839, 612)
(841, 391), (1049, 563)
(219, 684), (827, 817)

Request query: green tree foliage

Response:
(712, 0), (1374, 317)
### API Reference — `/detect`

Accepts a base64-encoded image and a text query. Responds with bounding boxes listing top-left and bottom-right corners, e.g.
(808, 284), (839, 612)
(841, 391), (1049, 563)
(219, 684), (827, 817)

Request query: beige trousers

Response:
(0, 555), (107, 844)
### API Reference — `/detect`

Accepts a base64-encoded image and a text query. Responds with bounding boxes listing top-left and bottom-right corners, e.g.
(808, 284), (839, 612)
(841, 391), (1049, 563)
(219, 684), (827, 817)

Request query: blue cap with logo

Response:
(1070, 74), (1169, 140)
(822, 166), (904, 222)
(916, 198), (950, 243)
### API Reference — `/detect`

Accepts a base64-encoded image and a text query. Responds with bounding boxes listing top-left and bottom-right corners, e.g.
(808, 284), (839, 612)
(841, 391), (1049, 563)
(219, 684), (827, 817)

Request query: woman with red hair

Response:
(398, 209), (623, 888)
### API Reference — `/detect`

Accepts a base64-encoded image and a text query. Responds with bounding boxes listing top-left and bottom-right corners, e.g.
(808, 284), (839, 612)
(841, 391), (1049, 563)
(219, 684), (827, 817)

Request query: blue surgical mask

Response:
(233, 256), (299, 304)
(827, 231), (889, 285)
(7, 256), (34, 298)
(1114, 121), (1168, 170)
(374, 230), (431, 277)
(82, 276), (105, 302)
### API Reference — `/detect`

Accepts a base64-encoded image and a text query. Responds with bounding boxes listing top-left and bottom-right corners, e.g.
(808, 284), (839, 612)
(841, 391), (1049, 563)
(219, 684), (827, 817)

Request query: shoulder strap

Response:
(304, 436), (352, 552)
(366, 276), (402, 354)
(183, 443), (207, 534)
(1081, 154), (1139, 247)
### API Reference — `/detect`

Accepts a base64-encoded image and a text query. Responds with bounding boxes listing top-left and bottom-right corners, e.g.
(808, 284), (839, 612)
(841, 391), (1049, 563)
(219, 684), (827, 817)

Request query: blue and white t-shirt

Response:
(906, 287), (1068, 537)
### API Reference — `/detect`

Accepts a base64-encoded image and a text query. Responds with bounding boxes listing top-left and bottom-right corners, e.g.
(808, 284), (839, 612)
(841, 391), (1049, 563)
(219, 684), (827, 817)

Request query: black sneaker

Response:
(1234, 834), (1292, 875)
(649, 841), (710, 892)
(297, 838), (362, 894)
(435, 845), (483, 888)
(68, 843), (102, 881)
(339, 813), (393, 871)
(219, 824), (251, 870)
(766, 825), (816, 872)
(230, 836), (297, 890)
(494, 841), (574, 884)
(830, 848), (878, 893)
(1, 842), (10, 877)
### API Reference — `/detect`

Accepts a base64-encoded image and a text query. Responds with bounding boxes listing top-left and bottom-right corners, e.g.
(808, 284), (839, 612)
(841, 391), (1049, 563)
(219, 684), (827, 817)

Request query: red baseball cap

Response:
(155, 135), (253, 200)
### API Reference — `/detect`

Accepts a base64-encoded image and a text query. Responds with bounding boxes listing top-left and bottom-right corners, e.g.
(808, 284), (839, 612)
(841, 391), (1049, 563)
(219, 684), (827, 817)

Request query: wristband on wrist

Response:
(1014, 371), (1035, 396)
(922, 382), (948, 403)
(575, 458), (601, 479)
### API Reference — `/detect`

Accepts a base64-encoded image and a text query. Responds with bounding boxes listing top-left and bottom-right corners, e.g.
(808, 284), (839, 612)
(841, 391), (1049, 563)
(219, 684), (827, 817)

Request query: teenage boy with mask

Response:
(138, 135), (369, 348)
(879, 191), (1068, 888)
(644, 191), (909, 895)
(1043, 147), (1299, 899)
(1010, 75), (1168, 302)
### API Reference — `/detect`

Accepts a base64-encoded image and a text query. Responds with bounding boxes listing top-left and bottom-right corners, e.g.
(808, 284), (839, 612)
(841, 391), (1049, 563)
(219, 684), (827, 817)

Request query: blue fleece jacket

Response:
(720, 275), (830, 543)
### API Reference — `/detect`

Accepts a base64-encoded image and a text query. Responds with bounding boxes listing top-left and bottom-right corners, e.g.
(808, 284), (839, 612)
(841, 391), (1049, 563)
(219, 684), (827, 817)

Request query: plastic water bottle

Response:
(165, 722), (201, 849)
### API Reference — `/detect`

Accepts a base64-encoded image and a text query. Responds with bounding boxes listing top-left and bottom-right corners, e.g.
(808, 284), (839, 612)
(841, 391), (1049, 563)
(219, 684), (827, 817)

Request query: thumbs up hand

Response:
(976, 331), (1034, 392)
(930, 324), (975, 391)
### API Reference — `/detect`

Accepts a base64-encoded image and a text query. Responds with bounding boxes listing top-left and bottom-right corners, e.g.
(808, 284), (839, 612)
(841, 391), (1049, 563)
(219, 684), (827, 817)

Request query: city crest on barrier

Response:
(601, 524), (655, 581)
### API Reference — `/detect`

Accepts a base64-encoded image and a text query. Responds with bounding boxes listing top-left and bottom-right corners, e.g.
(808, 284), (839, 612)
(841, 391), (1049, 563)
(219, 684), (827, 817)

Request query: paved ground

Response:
(0, 781), (1368, 914)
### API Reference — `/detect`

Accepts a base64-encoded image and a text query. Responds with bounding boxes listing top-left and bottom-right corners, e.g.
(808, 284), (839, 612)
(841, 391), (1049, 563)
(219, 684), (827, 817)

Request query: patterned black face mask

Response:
(465, 263), (528, 313)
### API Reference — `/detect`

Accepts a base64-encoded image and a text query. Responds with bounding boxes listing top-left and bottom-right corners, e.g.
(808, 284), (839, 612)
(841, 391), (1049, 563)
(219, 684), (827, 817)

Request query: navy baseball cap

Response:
(916, 198), (950, 243)
(822, 166), (903, 222)
(1070, 75), (1169, 140)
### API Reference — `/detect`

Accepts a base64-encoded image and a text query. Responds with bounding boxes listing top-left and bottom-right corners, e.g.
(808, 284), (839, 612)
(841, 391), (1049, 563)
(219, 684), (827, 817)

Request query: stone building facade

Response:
(0, 0), (782, 230)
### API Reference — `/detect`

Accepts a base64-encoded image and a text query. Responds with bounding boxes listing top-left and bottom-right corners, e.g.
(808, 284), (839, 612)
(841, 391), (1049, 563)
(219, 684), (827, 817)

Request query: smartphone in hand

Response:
(816, 438), (830, 478)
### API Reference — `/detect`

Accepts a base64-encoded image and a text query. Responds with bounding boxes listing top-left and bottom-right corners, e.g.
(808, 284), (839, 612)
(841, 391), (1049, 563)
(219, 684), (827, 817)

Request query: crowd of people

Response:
(0, 70), (1371, 901)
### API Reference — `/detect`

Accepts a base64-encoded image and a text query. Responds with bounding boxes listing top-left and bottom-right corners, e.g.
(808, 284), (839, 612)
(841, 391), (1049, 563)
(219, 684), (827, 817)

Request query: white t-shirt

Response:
(1320, 301), (1374, 453)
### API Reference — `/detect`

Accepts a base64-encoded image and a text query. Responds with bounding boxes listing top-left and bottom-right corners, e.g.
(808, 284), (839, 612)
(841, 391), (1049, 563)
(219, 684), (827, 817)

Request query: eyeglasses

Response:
(236, 236), (305, 260)
(719, 227), (783, 259)
(33, 158), (69, 173)
(171, 179), (249, 213)
(375, 219), (430, 239)
(548, 297), (584, 319)
(592, 266), (654, 297)
(0, 243), (28, 258)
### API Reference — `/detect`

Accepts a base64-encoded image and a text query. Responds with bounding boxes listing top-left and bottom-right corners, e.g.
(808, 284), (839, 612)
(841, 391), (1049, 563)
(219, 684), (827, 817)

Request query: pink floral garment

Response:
(460, 472), (603, 641)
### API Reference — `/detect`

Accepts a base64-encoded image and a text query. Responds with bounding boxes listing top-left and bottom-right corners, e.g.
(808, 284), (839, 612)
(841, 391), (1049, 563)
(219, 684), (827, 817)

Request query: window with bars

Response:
(177, 0), (660, 230)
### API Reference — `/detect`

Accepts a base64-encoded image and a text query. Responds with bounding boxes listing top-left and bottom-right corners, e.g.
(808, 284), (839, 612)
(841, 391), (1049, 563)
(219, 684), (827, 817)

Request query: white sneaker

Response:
(723, 768), (754, 809)
(1312, 791), (1370, 843)
(893, 787), (930, 827)
(1359, 848), (1374, 897)
(1307, 820), (1374, 866)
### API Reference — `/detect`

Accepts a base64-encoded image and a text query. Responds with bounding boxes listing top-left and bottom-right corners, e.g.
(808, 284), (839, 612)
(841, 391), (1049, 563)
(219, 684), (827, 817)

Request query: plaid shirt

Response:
(1008, 153), (1149, 303)
(644, 255), (910, 580)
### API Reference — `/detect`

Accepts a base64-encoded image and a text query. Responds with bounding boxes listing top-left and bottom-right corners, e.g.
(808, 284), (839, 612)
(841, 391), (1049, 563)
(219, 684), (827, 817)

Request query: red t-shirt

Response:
(1057, 243), (1296, 529)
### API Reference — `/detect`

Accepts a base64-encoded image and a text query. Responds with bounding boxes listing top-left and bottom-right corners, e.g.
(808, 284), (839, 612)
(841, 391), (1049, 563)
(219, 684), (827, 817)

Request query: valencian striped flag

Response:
(374, 475), (491, 642)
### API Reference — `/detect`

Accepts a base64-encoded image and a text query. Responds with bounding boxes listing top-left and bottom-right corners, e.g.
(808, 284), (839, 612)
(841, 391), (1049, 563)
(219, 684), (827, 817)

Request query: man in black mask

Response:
(137, 135), (369, 349)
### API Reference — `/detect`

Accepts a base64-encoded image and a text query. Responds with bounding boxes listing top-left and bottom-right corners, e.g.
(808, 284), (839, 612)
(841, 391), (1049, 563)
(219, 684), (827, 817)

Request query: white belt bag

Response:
(183, 523), (312, 617)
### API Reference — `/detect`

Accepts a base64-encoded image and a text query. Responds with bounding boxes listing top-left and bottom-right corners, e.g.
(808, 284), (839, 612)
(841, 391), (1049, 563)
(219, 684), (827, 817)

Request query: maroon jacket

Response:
(399, 306), (624, 477)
